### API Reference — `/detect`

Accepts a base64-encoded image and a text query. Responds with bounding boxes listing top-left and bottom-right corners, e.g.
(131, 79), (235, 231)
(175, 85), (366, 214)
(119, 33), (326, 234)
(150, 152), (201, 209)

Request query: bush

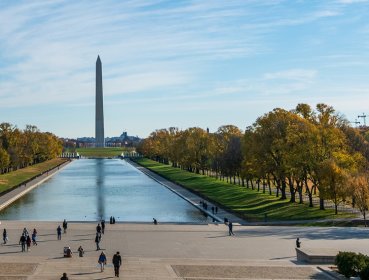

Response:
(335, 252), (369, 278)
(336, 251), (360, 277)
(360, 265), (369, 280)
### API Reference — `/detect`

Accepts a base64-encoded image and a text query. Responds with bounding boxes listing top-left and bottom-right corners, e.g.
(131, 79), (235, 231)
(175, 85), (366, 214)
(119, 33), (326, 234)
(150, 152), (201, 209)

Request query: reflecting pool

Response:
(0, 159), (210, 222)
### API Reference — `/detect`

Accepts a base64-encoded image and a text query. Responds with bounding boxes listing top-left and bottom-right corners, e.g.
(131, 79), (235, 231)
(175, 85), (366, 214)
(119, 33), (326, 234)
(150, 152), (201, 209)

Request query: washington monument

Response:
(95, 55), (105, 147)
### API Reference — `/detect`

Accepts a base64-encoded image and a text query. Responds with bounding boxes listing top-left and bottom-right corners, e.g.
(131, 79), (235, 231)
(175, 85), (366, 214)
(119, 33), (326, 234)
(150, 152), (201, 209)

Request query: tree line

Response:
(137, 103), (369, 218)
(0, 123), (62, 174)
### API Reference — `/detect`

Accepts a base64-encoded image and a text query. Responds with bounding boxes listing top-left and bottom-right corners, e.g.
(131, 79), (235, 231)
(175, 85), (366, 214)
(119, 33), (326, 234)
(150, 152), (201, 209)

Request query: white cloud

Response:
(263, 69), (317, 81)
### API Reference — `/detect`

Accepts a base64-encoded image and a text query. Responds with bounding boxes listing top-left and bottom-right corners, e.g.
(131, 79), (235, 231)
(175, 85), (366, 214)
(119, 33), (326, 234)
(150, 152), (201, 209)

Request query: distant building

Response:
(65, 131), (141, 148)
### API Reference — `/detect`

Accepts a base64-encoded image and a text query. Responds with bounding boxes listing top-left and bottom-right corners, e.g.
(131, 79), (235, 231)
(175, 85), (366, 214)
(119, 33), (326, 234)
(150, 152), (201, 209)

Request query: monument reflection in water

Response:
(0, 159), (210, 222)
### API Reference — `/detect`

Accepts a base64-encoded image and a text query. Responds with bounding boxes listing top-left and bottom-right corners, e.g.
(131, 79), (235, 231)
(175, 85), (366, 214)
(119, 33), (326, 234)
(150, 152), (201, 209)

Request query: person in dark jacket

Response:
(101, 220), (105, 234)
(62, 219), (68, 233)
(19, 234), (26, 252)
(228, 222), (234, 236)
(60, 272), (69, 280)
(112, 251), (122, 277)
(3, 229), (7, 244)
(57, 225), (62, 240)
(95, 233), (100, 250)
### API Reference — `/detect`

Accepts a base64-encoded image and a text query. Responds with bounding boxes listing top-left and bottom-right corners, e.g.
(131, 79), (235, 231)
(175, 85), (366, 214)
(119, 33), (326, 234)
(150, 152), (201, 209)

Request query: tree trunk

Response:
(352, 196), (356, 208)
(275, 179), (280, 197)
(268, 178), (272, 195)
(289, 177), (295, 203)
(262, 179), (266, 193)
(257, 179), (260, 192)
(251, 180), (254, 190)
(280, 179), (287, 200)
(305, 178), (313, 207)
(364, 211), (367, 227)
(319, 198), (325, 210)
(297, 181), (303, 204)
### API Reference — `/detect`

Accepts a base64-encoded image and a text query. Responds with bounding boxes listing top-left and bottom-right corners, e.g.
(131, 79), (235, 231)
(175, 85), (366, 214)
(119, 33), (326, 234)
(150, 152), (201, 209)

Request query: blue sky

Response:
(1, 0), (369, 138)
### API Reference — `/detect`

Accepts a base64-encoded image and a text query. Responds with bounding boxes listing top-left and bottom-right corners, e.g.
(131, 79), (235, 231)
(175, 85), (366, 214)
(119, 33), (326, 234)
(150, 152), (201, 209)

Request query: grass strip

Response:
(0, 158), (68, 193)
(133, 158), (356, 222)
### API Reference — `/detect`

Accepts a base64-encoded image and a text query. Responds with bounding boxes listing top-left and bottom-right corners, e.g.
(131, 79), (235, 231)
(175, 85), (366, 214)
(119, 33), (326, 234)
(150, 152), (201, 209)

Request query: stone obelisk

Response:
(95, 55), (105, 147)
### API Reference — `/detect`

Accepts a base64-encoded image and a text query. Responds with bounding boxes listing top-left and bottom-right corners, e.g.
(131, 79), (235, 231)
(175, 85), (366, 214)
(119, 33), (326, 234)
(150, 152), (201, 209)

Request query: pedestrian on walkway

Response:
(31, 231), (37, 246)
(228, 222), (234, 236)
(112, 251), (122, 277)
(62, 219), (68, 233)
(78, 246), (84, 257)
(296, 238), (301, 248)
(26, 235), (31, 251)
(19, 234), (26, 252)
(95, 233), (100, 250)
(57, 225), (62, 240)
(101, 220), (105, 234)
(215, 206), (218, 214)
(153, 218), (157, 225)
(22, 227), (29, 237)
(110, 216), (113, 224)
(3, 229), (8, 244)
(60, 272), (69, 280)
(112, 217), (116, 224)
(98, 251), (107, 272)
(96, 223), (102, 235)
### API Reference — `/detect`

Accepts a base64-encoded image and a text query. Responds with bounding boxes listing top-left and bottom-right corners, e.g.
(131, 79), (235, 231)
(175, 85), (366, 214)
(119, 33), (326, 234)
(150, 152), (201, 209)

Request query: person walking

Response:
(3, 229), (8, 244)
(26, 235), (31, 251)
(96, 223), (102, 235)
(62, 219), (68, 233)
(296, 238), (301, 248)
(19, 234), (26, 252)
(112, 251), (122, 277)
(98, 251), (107, 272)
(101, 220), (105, 234)
(22, 227), (29, 237)
(78, 246), (84, 257)
(32, 229), (37, 245)
(95, 233), (101, 250)
(57, 225), (62, 240)
(228, 221), (234, 236)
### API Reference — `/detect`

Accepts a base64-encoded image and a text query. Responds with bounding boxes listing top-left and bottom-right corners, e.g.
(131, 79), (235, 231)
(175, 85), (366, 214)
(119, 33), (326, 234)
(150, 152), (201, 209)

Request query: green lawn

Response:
(0, 158), (68, 193)
(133, 158), (356, 222)
(74, 147), (131, 158)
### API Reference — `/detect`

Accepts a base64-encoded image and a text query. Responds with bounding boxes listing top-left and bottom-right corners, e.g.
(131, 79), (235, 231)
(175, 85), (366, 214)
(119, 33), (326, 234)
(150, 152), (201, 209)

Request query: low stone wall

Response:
(296, 248), (338, 264)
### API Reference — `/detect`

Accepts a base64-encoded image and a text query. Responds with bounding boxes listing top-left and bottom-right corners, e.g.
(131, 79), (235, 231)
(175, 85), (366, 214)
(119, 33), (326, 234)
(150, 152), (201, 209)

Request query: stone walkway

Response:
(0, 222), (347, 279)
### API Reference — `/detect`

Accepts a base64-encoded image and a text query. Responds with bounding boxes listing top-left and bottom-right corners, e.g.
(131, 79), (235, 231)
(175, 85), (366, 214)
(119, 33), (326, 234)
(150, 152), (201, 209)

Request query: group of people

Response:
(56, 219), (68, 240)
(95, 251), (122, 276)
(18, 228), (38, 252)
(199, 200), (218, 215)
(3, 219), (123, 278)
(109, 216), (116, 224)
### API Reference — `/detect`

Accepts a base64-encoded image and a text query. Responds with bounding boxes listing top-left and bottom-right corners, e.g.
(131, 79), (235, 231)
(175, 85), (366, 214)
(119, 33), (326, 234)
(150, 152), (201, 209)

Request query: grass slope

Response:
(134, 158), (356, 222)
(76, 147), (128, 158)
(0, 158), (67, 193)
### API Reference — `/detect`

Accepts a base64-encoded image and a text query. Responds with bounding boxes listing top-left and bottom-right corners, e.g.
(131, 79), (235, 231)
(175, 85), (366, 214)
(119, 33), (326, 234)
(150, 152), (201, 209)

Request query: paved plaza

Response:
(0, 221), (368, 279)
